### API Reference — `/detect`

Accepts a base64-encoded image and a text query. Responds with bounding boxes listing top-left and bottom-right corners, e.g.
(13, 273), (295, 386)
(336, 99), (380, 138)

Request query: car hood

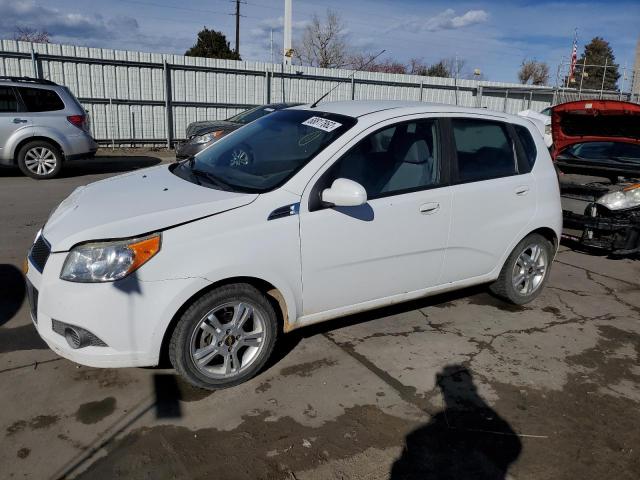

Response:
(43, 165), (257, 251)
(551, 100), (640, 159)
(186, 120), (240, 138)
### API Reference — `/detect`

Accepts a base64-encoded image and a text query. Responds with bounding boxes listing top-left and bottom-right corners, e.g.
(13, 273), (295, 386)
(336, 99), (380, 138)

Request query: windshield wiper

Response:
(191, 168), (233, 191)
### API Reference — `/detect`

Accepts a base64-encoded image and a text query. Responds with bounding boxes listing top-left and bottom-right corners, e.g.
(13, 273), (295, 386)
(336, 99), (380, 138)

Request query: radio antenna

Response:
(310, 49), (386, 108)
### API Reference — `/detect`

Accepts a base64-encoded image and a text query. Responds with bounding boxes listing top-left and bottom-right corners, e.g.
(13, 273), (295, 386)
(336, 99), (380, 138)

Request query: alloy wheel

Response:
(512, 243), (548, 296)
(189, 301), (266, 379)
(24, 147), (57, 176)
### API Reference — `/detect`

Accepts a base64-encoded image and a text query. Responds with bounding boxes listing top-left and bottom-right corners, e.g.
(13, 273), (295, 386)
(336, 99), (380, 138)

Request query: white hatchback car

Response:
(27, 101), (562, 389)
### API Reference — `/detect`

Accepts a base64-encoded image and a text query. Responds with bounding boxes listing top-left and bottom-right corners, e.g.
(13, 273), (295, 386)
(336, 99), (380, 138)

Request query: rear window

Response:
(452, 118), (517, 182)
(17, 87), (65, 112)
(0, 86), (18, 112)
(514, 124), (537, 170)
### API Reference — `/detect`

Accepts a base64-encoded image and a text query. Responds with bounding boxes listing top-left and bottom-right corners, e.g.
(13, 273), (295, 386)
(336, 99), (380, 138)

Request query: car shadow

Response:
(60, 155), (164, 177)
(390, 365), (522, 479)
(0, 155), (164, 178)
(262, 284), (490, 372)
(560, 238), (637, 260)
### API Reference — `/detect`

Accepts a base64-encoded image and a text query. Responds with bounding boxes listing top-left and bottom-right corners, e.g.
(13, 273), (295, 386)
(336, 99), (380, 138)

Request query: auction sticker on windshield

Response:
(302, 116), (342, 132)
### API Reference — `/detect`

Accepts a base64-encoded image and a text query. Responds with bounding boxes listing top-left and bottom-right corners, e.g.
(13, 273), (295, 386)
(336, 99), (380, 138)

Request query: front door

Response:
(299, 118), (452, 316)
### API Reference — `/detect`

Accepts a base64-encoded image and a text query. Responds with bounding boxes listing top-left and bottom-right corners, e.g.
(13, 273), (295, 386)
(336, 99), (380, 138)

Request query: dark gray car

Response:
(175, 102), (302, 159)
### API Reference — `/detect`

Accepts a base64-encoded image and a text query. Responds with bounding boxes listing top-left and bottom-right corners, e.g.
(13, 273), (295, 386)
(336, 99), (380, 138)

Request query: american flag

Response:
(568, 34), (578, 83)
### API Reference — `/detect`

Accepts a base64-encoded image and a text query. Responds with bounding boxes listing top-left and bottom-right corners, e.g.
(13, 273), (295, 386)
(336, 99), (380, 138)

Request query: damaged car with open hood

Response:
(553, 100), (640, 257)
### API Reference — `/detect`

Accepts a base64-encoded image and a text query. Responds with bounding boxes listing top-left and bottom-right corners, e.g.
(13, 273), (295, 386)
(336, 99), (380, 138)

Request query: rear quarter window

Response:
(513, 124), (537, 171)
(17, 87), (65, 112)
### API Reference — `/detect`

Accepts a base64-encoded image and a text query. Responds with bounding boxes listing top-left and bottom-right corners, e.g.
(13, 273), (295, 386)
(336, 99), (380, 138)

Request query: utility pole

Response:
(270, 28), (274, 64)
(235, 0), (241, 56)
(283, 0), (292, 65)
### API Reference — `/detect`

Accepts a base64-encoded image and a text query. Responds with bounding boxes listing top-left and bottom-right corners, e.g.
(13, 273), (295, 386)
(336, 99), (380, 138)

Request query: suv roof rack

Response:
(0, 76), (57, 86)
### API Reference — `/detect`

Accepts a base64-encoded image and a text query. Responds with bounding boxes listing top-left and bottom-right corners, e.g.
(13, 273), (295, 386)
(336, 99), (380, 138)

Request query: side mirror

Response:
(321, 178), (367, 207)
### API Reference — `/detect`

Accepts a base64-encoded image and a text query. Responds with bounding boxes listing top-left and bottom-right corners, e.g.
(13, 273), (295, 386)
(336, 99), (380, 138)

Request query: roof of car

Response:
(0, 76), (58, 87)
(291, 100), (511, 119)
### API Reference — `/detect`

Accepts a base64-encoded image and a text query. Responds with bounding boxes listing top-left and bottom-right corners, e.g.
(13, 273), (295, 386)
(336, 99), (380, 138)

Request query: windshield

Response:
(227, 105), (278, 124)
(174, 109), (357, 192)
(563, 142), (640, 166)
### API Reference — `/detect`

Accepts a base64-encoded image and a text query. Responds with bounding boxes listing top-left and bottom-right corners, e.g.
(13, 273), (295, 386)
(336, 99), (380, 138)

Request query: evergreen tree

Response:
(185, 27), (240, 60)
(573, 37), (619, 90)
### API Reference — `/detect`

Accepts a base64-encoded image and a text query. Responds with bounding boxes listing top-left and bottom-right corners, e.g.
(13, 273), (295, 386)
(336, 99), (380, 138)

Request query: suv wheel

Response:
(169, 284), (278, 390)
(490, 233), (553, 305)
(17, 140), (63, 179)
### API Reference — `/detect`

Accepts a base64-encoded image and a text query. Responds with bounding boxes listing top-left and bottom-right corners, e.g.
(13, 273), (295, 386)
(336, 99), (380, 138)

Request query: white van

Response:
(26, 101), (562, 389)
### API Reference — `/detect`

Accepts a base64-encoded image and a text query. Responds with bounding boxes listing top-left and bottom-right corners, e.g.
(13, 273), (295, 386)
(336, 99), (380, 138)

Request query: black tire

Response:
(169, 284), (278, 390)
(17, 140), (63, 179)
(490, 233), (553, 305)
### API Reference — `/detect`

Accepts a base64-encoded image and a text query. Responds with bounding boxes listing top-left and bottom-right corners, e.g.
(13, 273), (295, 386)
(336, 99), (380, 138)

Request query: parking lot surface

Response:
(1, 150), (639, 480)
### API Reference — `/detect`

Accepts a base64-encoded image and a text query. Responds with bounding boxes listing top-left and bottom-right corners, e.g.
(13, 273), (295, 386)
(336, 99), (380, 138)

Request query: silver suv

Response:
(0, 77), (98, 179)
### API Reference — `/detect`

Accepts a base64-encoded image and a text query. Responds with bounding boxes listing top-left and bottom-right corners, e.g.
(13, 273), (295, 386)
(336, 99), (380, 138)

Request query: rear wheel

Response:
(169, 284), (278, 390)
(490, 233), (553, 305)
(17, 140), (63, 179)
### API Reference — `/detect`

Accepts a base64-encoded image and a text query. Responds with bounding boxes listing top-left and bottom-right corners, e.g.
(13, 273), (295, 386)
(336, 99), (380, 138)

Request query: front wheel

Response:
(490, 233), (553, 305)
(169, 284), (278, 390)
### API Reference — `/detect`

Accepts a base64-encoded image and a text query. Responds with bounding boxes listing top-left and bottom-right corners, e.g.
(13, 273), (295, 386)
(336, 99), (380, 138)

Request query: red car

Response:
(552, 100), (640, 256)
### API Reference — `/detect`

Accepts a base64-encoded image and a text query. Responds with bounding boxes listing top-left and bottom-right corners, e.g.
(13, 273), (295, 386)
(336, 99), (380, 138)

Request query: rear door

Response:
(15, 86), (67, 131)
(441, 117), (536, 282)
(0, 86), (30, 159)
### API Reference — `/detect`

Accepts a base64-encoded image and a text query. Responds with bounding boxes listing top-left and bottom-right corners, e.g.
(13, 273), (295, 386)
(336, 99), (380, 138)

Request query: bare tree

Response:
(518, 59), (549, 85)
(294, 10), (350, 68)
(14, 27), (50, 43)
(350, 53), (406, 73)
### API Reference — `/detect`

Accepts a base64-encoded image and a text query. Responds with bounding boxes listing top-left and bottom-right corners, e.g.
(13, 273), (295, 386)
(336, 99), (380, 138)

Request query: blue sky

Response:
(1, 0), (638, 84)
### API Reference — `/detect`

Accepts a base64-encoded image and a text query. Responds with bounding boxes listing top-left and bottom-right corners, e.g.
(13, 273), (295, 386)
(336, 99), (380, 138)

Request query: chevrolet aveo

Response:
(26, 101), (562, 390)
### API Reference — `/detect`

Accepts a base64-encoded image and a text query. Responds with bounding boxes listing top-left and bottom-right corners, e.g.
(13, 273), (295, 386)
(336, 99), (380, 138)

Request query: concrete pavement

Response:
(1, 150), (638, 479)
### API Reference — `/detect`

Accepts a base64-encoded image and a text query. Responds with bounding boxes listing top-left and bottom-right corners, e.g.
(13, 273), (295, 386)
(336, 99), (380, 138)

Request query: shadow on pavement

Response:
(0, 155), (165, 178)
(0, 264), (26, 326)
(60, 156), (164, 177)
(390, 365), (522, 479)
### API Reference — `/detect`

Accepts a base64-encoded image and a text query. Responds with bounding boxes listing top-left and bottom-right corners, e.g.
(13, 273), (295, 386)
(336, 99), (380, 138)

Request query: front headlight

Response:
(60, 234), (161, 283)
(190, 130), (224, 144)
(596, 185), (640, 211)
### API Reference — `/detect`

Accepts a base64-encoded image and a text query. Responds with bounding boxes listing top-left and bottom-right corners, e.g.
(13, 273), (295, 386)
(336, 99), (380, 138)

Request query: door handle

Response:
(515, 185), (530, 196)
(419, 202), (440, 214)
(13, 118), (28, 124)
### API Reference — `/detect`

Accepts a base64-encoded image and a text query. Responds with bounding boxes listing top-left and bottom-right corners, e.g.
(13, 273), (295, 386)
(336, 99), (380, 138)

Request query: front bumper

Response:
(26, 250), (210, 368)
(562, 206), (640, 256)
(175, 141), (208, 159)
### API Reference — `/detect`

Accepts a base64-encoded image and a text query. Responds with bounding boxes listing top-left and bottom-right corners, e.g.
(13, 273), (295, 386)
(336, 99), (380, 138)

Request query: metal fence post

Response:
(265, 71), (271, 104)
(504, 89), (509, 112)
(419, 81), (423, 101)
(163, 61), (174, 149)
(476, 85), (483, 108)
(30, 48), (43, 79)
(351, 77), (356, 100)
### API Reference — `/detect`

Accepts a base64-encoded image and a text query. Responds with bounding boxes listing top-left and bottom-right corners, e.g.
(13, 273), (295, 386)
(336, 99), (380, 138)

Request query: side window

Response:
(17, 87), (65, 112)
(452, 119), (517, 182)
(327, 119), (440, 199)
(513, 124), (537, 171)
(0, 87), (18, 113)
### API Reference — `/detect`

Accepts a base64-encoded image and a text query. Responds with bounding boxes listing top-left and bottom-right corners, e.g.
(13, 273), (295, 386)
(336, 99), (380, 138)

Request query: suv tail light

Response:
(67, 114), (88, 132)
